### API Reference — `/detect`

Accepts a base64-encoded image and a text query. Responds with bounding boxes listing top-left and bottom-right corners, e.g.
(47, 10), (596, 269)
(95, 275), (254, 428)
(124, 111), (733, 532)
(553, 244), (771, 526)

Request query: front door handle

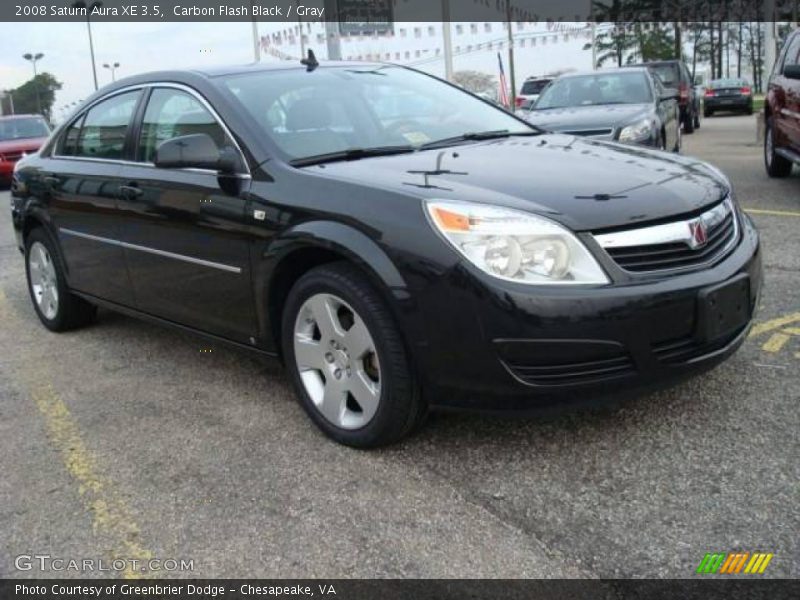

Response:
(119, 184), (143, 199)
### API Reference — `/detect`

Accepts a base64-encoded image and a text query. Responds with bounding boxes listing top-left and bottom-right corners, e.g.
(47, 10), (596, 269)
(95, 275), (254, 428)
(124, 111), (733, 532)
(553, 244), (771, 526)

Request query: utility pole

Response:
(441, 0), (453, 81)
(591, 22), (597, 69)
(763, 0), (777, 85)
(249, 1), (260, 61)
(72, 2), (102, 91)
(299, 17), (306, 57)
(506, 0), (517, 108)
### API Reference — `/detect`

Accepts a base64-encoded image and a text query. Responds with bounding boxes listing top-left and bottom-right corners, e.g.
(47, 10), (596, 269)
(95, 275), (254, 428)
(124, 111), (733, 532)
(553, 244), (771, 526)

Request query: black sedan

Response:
(704, 78), (754, 116)
(11, 61), (761, 447)
(521, 68), (681, 152)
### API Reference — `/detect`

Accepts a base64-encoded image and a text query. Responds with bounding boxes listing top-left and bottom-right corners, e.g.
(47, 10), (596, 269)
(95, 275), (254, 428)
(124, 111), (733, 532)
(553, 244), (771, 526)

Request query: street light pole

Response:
(506, 0), (517, 109)
(72, 1), (103, 91)
(103, 61), (119, 82)
(441, 0), (453, 81)
(22, 52), (44, 115)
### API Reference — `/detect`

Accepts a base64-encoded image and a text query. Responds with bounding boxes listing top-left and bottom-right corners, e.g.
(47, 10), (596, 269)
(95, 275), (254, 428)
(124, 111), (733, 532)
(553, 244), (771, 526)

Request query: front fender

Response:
(252, 220), (416, 355)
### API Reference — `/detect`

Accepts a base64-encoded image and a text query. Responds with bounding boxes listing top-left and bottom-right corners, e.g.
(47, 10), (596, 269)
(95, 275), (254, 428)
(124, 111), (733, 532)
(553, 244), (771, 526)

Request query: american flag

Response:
(497, 53), (509, 108)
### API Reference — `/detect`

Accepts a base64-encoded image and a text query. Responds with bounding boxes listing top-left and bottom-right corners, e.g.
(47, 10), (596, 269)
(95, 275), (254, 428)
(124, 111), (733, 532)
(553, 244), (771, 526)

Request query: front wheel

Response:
(25, 227), (96, 331)
(281, 262), (425, 447)
(764, 117), (793, 178)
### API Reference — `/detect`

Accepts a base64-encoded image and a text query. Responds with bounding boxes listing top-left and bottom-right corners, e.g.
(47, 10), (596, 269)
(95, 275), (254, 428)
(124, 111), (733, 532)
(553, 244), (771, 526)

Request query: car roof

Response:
(77, 61), (392, 106)
(559, 67), (650, 78)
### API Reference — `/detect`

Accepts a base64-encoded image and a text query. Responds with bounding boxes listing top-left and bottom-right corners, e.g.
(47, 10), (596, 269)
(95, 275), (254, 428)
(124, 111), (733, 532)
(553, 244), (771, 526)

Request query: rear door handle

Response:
(119, 184), (143, 199)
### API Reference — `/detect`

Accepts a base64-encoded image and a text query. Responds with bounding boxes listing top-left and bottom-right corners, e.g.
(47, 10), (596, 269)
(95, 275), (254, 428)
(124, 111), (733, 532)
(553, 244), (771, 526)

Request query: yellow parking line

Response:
(749, 312), (800, 338)
(743, 208), (800, 218)
(0, 288), (154, 579)
(762, 332), (791, 353)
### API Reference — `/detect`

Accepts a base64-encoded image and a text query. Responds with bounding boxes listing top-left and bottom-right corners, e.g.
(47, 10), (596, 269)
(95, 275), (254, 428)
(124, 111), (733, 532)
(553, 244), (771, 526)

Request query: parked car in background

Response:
(764, 28), (800, 177)
(630, 60), (700, 133)
(521, 68), (681, 152)
(0, 114), (51, 186)
(704, 78), (754, 116)
(516, 77), (552, 109)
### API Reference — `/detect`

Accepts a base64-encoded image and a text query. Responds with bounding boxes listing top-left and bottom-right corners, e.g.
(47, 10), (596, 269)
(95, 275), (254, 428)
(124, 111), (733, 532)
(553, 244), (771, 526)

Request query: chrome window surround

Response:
(51, 82), (251, 178)
(593, 197), (739, 272)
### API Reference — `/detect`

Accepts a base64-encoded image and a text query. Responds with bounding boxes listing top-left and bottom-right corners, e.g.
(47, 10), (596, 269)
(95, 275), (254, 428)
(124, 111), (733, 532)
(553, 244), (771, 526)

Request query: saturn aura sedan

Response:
(522, 68), (681, 152)
(11, 60), (761, 447)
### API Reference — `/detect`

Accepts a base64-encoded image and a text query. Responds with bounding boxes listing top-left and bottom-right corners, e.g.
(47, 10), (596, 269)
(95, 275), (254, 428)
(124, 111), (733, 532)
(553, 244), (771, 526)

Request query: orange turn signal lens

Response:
(431, 207), (471, 232)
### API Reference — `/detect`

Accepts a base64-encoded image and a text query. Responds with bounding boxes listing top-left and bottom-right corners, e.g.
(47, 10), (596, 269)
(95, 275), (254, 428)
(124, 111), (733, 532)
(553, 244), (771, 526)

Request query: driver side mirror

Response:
(154, 134), (244, 174)
(784, 65), (800, 80)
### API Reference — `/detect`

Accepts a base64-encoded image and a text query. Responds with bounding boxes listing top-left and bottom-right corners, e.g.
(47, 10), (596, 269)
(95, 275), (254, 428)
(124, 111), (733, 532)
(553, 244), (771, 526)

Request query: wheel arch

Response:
(259, 221), (411, 358)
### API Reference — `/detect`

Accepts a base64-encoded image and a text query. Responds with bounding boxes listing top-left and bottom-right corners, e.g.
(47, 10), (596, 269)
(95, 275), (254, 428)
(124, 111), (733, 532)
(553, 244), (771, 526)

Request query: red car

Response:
(765, 28), (800, 177)
(0, 114), (51, 185)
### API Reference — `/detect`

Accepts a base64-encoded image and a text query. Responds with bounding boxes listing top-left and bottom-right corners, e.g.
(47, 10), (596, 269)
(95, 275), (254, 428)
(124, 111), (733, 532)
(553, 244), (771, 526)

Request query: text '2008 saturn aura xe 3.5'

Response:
(10, 57), (762, 447)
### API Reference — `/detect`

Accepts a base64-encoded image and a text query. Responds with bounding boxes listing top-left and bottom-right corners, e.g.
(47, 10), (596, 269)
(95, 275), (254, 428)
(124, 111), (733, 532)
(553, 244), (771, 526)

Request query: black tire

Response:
(683, 110), (695, 134)
(25, 227), (96, 332)
(704, 109), (713, 118)
(764, 117), (793, 178)
(693, 112), (701, 129)
(281, 262), (425, 448)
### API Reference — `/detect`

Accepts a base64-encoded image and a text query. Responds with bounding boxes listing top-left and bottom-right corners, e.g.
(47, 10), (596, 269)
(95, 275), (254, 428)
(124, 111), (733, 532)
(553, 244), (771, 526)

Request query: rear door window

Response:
(75, 91), (140, 160)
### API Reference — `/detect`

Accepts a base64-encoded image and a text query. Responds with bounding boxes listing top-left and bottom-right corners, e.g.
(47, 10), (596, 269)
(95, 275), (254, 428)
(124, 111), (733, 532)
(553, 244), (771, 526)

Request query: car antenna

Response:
(301, 49), (319, 72)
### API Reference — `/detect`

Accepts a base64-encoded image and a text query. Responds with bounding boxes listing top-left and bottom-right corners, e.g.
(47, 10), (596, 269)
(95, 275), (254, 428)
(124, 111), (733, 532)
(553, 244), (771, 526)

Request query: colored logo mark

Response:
(696, 552), (774, 574)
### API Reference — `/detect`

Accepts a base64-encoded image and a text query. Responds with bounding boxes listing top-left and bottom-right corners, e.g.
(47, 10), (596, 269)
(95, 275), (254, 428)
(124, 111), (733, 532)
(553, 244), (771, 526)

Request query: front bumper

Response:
(415, 212), (762, 412)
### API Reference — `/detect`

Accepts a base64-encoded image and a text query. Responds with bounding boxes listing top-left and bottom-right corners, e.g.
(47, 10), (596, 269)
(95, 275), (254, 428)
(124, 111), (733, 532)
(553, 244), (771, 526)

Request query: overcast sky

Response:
(1, 22), (274, 114)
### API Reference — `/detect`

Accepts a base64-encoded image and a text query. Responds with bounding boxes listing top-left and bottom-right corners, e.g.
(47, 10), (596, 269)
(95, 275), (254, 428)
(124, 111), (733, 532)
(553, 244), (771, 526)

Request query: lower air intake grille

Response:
(506, 354), (635, 386)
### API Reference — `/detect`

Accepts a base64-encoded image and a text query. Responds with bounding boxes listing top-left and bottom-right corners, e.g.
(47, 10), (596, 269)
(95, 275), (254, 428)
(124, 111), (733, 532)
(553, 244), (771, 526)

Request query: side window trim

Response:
(53, 87), (143, 160)
(47, 82), (250, 177)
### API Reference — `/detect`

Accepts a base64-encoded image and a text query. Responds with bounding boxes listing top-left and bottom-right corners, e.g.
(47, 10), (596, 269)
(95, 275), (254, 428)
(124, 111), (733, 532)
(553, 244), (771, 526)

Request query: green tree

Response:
(11, 73), (62, 122)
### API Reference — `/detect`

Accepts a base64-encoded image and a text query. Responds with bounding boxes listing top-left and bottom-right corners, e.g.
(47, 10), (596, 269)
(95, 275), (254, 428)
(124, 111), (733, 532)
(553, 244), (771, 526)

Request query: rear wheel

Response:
(693, 111), (701, 129)
(764, 117), (793, 178)
(281, 262), (425, 447)
(704, 108), (713, 118)
(25, 228), (96, 331)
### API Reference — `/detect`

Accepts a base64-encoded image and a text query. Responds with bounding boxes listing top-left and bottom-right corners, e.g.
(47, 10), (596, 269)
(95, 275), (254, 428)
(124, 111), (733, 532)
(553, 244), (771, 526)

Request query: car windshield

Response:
(0, 116), (50, 141)
(710, 79), (747, 88)
(521, 79), (550, 95)
(221, 65), (535, 161)
(534, 71), (652, 109)
(649, 64), (679, 87)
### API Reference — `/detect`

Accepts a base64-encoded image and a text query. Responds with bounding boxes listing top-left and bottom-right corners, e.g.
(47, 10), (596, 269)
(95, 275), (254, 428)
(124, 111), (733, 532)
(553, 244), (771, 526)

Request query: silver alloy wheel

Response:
(765, 125), (773, 167)
(293, 293), (381, 430)
(28, 241), (59, 320)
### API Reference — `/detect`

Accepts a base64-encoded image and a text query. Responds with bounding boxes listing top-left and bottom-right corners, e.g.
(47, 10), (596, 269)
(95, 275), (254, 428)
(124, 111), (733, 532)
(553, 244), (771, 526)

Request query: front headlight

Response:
(618, 119), (653, 142)
(426, 201), (609, 285)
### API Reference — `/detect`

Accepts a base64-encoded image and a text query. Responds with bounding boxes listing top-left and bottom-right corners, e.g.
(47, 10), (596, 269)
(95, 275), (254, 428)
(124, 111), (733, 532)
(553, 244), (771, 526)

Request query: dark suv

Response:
(764, 28), (800, 178)
(631, 60), (700, 133)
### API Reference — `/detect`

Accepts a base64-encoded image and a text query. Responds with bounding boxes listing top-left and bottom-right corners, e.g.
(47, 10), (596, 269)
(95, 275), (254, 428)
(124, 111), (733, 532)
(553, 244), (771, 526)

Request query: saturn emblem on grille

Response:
(688, 220), (708, 249)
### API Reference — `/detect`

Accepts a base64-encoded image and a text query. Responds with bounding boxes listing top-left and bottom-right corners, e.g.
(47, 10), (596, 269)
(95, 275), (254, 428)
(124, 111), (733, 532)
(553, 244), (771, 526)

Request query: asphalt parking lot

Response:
(1, 113), (798, 579)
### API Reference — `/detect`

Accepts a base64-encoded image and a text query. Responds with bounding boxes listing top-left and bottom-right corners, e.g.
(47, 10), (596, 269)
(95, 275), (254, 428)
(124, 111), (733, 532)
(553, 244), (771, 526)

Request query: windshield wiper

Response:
(419, 129), (538, 150)
(290, 145), (415, 167)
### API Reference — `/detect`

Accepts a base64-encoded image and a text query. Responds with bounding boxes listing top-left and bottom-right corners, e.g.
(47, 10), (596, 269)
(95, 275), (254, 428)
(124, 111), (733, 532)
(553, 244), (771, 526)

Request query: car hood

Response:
(524, 104), (652, 132)
(303, 135), (728, 231)
(0, 137), (47, 155)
